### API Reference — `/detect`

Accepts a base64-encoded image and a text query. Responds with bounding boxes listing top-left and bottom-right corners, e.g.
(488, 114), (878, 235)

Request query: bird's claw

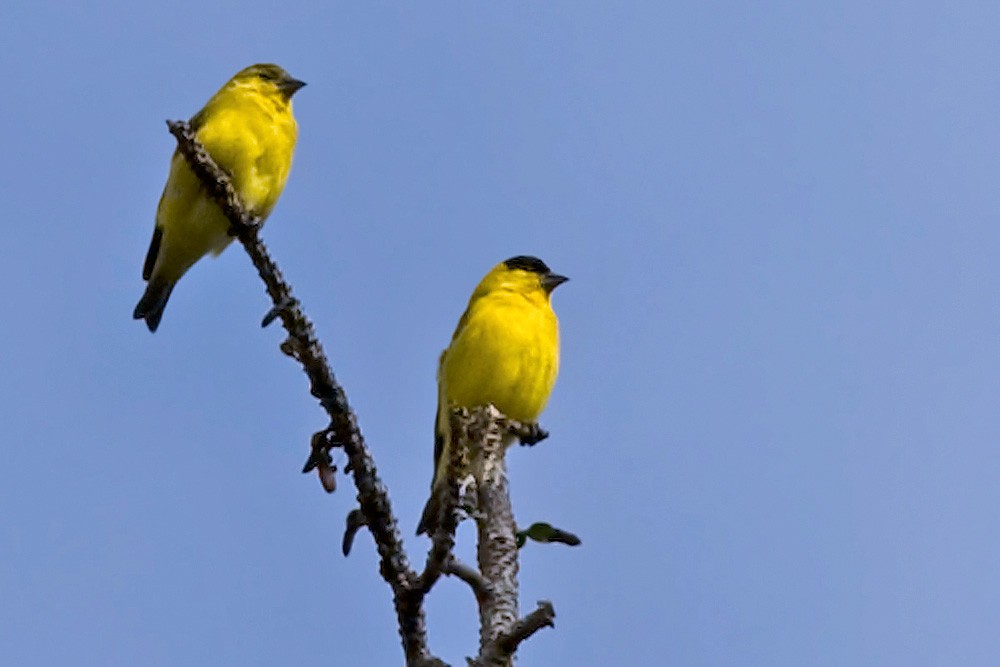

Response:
(261, 296), (297, 327)
(517, 424), (549, 446)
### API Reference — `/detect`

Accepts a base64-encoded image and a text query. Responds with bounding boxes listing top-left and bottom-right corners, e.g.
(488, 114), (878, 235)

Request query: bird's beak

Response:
(280, 78), (307, 97)
(541, 273), (569, 293)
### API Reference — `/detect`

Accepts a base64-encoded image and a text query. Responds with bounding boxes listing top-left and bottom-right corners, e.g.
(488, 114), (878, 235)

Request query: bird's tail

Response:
(133, 277), (175, 333)
(416, 483), (444, 536)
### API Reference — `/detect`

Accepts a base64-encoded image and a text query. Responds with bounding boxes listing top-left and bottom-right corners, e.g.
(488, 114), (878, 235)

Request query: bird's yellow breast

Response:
(440, 290), (560, 423)
(151, 82), (297, 282)
(195, 88), (298, 218)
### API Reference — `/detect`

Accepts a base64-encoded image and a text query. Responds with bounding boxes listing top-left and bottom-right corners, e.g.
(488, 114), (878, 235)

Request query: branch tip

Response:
(343, 508), (368, 556)
(476, 601), (556, 665)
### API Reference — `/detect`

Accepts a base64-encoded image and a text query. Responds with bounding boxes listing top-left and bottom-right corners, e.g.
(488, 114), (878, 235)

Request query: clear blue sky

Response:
(2, 2), (998, 665)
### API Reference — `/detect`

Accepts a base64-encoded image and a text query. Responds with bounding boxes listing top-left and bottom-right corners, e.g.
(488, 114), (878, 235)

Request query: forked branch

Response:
(166, 120), (558, 666)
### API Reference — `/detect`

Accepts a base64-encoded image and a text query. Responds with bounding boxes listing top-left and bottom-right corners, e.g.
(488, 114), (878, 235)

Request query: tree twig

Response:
(165, 119), (437, 667)
(443, 556), (492, 602)
(476, 601), (556, 665)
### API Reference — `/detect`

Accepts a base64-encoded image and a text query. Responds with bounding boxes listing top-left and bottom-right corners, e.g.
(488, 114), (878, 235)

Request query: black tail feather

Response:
(416, 488), (442, 536)
(133, 277), (174, 333)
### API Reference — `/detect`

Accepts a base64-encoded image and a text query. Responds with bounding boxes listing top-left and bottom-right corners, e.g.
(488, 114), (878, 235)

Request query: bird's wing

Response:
(431, 347), (448, 479)
(141, 225), (163, 281)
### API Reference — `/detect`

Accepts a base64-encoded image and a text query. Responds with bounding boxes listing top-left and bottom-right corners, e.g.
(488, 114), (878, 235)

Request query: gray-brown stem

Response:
(469, 407), (519, 666)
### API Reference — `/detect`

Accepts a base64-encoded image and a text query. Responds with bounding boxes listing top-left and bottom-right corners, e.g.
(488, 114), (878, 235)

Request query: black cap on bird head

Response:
(504, 255), (569, 293)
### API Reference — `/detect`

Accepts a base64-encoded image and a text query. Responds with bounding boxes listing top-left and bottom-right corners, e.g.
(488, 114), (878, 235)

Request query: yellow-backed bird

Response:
(133, 63), (305, 332)
(417, 256), (568, 535)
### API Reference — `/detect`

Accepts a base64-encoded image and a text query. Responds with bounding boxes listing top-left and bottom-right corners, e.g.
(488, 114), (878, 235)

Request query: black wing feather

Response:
(141, 226), (162, 281)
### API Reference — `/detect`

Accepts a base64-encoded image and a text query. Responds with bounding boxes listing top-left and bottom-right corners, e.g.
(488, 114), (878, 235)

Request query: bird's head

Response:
(232, 63), (306, 100)
(474, 255), (569, 302)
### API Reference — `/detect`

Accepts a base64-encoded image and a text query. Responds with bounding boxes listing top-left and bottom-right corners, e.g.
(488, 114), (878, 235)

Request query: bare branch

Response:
(166, 120), (437, 667)
(443, 556), (492, 601)
(468, 407), (520, 663)
(477, 601), (556, 665)
(167, 121), (561, 666)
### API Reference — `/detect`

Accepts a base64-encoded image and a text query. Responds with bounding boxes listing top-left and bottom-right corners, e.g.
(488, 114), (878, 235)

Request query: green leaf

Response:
(516, 522), (582, 548)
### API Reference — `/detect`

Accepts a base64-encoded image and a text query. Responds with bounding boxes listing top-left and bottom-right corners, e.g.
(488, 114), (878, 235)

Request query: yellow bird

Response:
(134, 63), (305, 332)
(417, 256), (568, 535)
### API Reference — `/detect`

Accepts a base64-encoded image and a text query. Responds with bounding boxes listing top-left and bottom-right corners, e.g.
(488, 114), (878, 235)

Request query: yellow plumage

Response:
(417, 256), (568, 535)
(134, 63), (305, 332)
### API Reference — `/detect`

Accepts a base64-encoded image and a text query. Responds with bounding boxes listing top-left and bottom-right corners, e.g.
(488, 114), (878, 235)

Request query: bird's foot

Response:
(261, 295), (298, 327)
(513, 422), (549, 446)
